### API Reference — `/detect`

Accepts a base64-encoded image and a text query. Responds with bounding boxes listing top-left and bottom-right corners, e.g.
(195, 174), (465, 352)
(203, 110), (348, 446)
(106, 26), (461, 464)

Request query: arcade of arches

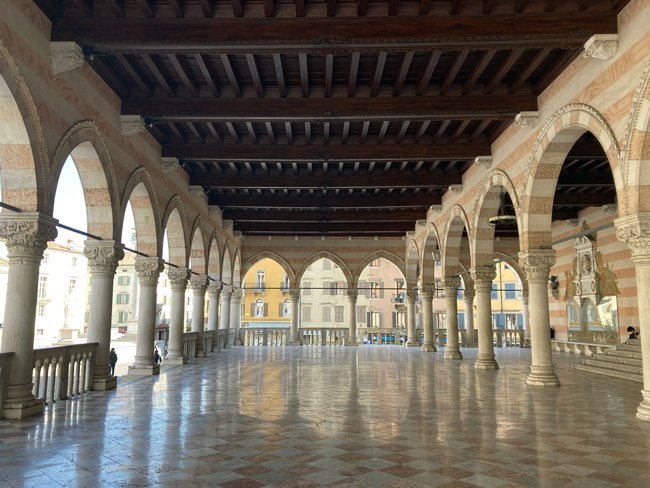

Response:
(1, 0), (650, 481)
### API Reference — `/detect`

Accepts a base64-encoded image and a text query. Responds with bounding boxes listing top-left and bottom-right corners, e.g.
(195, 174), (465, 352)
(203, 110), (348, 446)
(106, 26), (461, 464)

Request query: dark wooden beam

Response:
(124, 94), (537, 120)
(198, 0), (214, 17)
(168, 0), (185, 17)
(194, 54), (220, 97)
(210, 192), (438, 208)
(272, 54), (287, 98)
(135, 0), (155, 17)
(168, 54), (197, 96)
(142, 54), (175, 96)
(53, 12), (619, 50)
(234, 221), (413, 234)
(106, 0), (126, 17)
(231, 0), (244, 17)
(327, 0), (336, 16)
(295, 0), (305, 17)
(169, 142), (487, 161)
(553, 193), (615, 206)
(223, 208), (424, 222)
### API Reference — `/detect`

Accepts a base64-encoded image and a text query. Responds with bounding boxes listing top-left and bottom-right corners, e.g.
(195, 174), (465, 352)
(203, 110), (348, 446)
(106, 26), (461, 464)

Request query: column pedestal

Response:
(346, 290), (359, 346)
(166, 268), (190, 365)
(443, 277), (463, 359)
(405, 290), (419, 347)
(189, 275), (208, 357)
(421, 286), (436, 352)
(472, 267), (499, 370)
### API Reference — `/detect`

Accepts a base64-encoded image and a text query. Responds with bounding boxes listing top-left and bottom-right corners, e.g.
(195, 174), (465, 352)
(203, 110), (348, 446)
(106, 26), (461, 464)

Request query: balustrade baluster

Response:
(33, 363), (42, 399)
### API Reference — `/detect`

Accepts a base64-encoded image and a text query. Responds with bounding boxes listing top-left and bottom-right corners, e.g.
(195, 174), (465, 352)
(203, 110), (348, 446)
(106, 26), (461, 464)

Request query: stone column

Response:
(230, 288), (243, 345)
(129, 257), (164, 376)
(207, 281), (222, 350)
(189, 274), (208, 357)
(0, 213), (57, 419)
(219, 285), (233, 347)
(421, 285), (436, 352)
(166, 268), (190, 365)
(288, 289), (301, 345)
(346, 289), (359, 346)
(405, 290), (419, 347)
(443, 277), (463, 359)
(522, 289), (530, 344)
(84, 240), (124, 390)
(616, 214), (650, 420)
(518, 250), (559, 386)
(464, 288), (476, 347)
(471, 266), (499, 369)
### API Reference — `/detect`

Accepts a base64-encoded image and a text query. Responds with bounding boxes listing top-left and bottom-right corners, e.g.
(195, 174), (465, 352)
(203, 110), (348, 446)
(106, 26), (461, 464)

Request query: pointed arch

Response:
(421, 223), (442, 285)
(495, 251), (528, 296)
(0, 40), (48, 212)
(120, 168), (160, 257)
(522, 103), (622, 249)
(50, 121), (119, 240)
(207, 232), (221, 278)
(472, 169), (522, 267)
(353, 250), (406, 288)
(221, 245), (233, 284)
(161, 196), (188, 267)
(442, 204), (471, 277)
(295, 250), (352, 286)
(232, 249), (241, 287)
(405, 240), (420, 288)
(242, 251), (295, 285)
(189, 217), (207, 274)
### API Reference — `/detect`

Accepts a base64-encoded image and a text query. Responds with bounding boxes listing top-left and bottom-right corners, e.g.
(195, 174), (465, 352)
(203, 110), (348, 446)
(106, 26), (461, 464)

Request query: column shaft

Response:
(189, 275), (208, 357)
(167, 268), (190, 364)
(288, 289), (301, 345)
(406, 291), (419, 347)
(472, 267), (499, 369)
(346, 290), (359, 346)
(443, 277), (463, 359)
(230, 289), (242, 345)
(219, 286), (233, 347)
(464, 289), (476, 347)
(421, 287), (436, 352)
(207, 281), (222, 350)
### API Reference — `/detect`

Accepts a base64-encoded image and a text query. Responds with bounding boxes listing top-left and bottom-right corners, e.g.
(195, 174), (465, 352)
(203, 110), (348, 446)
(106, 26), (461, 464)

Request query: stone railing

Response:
(302, 328), (348, 346)
(214, 330), (226, 350)
(360, 328), (406, 345)
(242, 327), (288, 346)
(32, 343), (97, 405)
(183, 332), (198, 359)
(203, 330), (214, 354)
(0, 352), (14, 420)
(493, 329), (526, 348)
(551, 340), (616, 356)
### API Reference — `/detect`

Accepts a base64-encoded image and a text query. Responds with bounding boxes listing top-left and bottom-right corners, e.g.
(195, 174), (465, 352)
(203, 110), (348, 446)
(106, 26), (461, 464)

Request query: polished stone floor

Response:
(1, 346), (649, 487)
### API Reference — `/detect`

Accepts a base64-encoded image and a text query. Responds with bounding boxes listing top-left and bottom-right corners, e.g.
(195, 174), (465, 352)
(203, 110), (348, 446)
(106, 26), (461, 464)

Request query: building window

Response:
(255, 269), (265, 290)
(68, 278), (77, 294)
(118, 311), (128, 323)
(395, 280), (404, 292)
(369, 312), (381, 327)
(322, 306), (331, 322)
(118, 275), (131, 286)
(38, 276), (48, 299)
(116, 293), (129, 305)
(254, 299), (265, 317)
(334, 306), (344, 323)
(37, 304), (46, 317)
(282, 299), (291, 317)
(491, 283), (498, 300)
(369, 259), (380, 268)
(504, 282), (517, 299)
(356, 305), (366, 323)
(457, 288), (463, 300)
(302, 306), (311, 322)
(322, 260), (332, 271)
(36, 329), (44, 336)
(370, 282), (380, 299)
(42, 253), (49, 264)
(71, 257), (78, 267)
(302, 281), (311, 295)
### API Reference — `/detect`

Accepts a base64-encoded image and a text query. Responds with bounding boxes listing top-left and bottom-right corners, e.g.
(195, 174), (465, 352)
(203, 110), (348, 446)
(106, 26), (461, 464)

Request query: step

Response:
(602, 350), (643, 362)
(574, 364), (643, 383)
(616, 341), (641, 352)
(582, 358), (643, 375)
(594, 354), (642, 367)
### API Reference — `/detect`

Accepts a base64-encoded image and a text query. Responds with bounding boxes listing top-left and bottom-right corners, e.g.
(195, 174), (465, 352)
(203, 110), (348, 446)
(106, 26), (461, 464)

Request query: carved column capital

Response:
(189, 274), (209, 293)
(207, 280), (223, 295)
(406, 289), (418, 302)
(168, 268), (191, 291)
(420, 284), (435, 300)
(615, 214), (650, 263)
(518, 250), (556, 282)
(463, 288), (476, 301)
(471, 266), (496, 290)
(0, 213), (58, 263)
(583, 34), (618, 60)
(84, 240), (124, 275)
(289, 288), (301, 301)
(221, 285), (234, 298)
(134, 257), (164, 286)
(231, 288), (243, 301)
(50, 41), (84, 74)
(346, 289), (358, 301)
(442, 276), (462, 293)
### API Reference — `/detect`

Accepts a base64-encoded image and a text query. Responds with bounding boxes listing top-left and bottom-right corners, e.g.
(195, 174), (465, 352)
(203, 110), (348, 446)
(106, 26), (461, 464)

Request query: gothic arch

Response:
(421, 223), (442, 285)
(232, 249), (241, 287)
(161, 196), (188, 267)
(189, 216), (207, 274)
(221, 245), (233, 284)
(295, 250), (352, 286)
(120, 168), (160, 257)
(522, 103), (623, 249)
(353, 250), (406, 288)
(49, 121), (119, 240)
(242, 251), (296, 285)
(206, 232), (221, 278)
(442, 204), (472, 277)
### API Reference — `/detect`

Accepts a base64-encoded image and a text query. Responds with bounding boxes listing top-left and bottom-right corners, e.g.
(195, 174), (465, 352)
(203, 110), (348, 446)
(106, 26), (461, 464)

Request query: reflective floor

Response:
(1, 346), (649, 487)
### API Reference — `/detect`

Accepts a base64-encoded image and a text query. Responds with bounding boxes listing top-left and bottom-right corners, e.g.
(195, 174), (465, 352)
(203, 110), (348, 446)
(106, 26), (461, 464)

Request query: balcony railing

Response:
(302, 328), (348, 346)
(183, 332), (198, 359)
(0, 352), (14, 420)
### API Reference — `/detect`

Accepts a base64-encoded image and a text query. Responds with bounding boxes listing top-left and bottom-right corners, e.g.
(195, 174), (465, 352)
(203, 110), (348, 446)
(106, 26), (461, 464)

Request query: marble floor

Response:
(1, 346), (649, 488)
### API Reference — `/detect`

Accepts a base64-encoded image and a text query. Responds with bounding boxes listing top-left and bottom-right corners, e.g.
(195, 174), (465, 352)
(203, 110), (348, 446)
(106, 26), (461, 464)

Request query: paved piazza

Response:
(1, 347), (649, 487)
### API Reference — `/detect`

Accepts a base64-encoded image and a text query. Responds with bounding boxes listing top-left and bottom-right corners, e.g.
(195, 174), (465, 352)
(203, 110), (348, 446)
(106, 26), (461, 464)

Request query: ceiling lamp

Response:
(488, 190), (517, 227)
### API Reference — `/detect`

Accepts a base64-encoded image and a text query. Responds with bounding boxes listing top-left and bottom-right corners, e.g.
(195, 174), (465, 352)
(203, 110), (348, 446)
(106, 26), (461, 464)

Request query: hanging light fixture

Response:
(488, 190), (517, 226)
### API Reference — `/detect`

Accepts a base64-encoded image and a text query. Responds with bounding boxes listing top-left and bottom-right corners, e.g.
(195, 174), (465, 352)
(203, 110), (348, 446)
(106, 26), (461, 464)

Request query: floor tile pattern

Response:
(1, 346), (649, 487)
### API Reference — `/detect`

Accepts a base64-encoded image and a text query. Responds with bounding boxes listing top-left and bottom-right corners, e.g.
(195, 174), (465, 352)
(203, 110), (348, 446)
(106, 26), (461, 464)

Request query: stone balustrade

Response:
(242, 328), (288, 346)
(215, 330), (226, 351)
(493, 329), (526, 348)
(32, 343), (97, 405)
(183, 332), (198, 359)
(551, 340), (616, 356)
(203, 330), (214, 354)
(302, 328), (348, 346)
(0, 352), (14, 420)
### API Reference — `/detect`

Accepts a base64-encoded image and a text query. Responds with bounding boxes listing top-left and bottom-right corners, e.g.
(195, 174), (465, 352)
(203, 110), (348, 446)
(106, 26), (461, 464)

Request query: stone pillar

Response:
(346, 290), (359, 346)
(518, 250), (560, 386)
(616, 214), (650, 420)
(166, 268), (190, 365)
(464, 288), (476, 347)
(129, 257), (164, 376)
(230, 288), (243, 345)
(421, 285), (436, 352)
(443, 277), (463, 359)
(189, 274), (208, 357)
(406, 290), (419, 347)
(522, 289), (530, 344)
(219, 285), (233, 347)
(84, 240), (124, 390)
(0, 213), (57, 419)
(207, 280), (222, 350)
(471, 266), (499, 369)
(288, 289), (301, 345)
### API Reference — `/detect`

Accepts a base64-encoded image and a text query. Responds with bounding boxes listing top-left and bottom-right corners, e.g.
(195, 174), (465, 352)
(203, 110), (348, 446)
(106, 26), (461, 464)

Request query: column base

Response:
(636, 390), (650, 421)
(444, 348), (463, 360)
(2, 384), (44, 420)
(421, 344), (437, 352)
(287, 341), (302, 346)
(526, 365), (560, 386)
(406, 341), (420, 347)
(474, 357), (499, 370)
(92, 375), (117, 391)
(128, 364), (160, 377)
(164, 356), (187, 365)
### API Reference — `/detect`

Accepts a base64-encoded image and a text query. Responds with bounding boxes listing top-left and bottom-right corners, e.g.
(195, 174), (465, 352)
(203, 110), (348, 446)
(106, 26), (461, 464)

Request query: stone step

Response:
(593, 353), (642, 366)
(115, 332), (138, 342)
(616, 340), (641, 352)
(574, 364), (643, 383)
(582, 358), (643, 375)
(603, 349), (643, 360)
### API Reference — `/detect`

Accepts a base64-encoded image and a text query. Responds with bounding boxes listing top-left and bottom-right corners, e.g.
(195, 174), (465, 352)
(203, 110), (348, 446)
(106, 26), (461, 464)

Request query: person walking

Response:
(109, 348), (118, 377)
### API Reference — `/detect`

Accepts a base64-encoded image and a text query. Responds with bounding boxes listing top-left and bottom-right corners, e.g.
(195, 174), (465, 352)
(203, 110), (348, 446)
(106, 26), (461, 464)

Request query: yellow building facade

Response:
(242, 258), (291, 328)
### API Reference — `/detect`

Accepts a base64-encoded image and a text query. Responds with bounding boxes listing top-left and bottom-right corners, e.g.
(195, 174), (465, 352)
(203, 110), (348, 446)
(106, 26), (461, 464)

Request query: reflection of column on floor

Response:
(167, 268), (190, 365)
(443, 277), (463, 359)
(464, 288), (476, 346)
(207, 281), (222, 351)
(472, 266), (499, 370)
(421, 285), (436, 352)
(0, 212), (57, 419)
(189, 274), (208, 357)
(84, 240), (124, 390)
(616, 214), (650, 420)
(518, 250), (560, 387)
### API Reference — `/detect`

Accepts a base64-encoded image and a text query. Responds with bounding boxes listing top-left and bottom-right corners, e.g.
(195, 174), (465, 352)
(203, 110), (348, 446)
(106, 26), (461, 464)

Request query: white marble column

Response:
(189, 274), (208, 357)
(0, 213), (57, 419)
(219, 285), (233, 347)
(471, 266), (499, 369)
(346, 289), (359, 346)
(464, 288), (476, 347)
(405, 290), (419, 347)
(129, 257), (164, 376)
(166, 268), (190, 365)
(421, 285), (436, 352)
(230, 288), (243, 346)
(522, 290), (530, 343)
(84, 240), (124, 390)
(288, 289), (301, 345)
(518, 250), (560, 386)
(443, 277), (463, 359)
(616, 214), (650, 420)
(207, 280), (222, 351)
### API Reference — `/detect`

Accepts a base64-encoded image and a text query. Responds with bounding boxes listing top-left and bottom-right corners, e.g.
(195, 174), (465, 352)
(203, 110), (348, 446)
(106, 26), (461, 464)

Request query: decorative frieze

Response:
(231, 288), (243, 301)
(442, 276), (462, 293)
(289, 289), (301, 301)
(221, 285), (234, 298)
(583, 34), (618, 60)
(84, 241), (124, 274)
(420, 284), (435, 299)
(50, 42), (84, 75)
(207, 280), (223, 294)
